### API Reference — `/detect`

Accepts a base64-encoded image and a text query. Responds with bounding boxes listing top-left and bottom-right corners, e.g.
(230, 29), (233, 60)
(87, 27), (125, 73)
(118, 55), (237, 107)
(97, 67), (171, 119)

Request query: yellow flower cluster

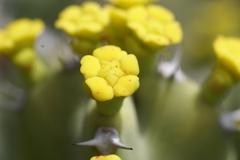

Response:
(214, 36), (240, 79)
(55, 2), (109, 38)
(90, 154), (122, 160)
(0, 18), (44, 55)
(127, 5), (182, 47)
(0, 18), (45, 72)
(109, 0), (152, 8)
(55, 2), (182, 55)
(6, 18), (44, 48)
(80, 45), (140, 101)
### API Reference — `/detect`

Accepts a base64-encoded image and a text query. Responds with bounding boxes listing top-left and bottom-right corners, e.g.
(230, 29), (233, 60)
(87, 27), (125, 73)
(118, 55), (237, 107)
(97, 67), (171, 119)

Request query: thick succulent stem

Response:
(96, 98), (124, 116)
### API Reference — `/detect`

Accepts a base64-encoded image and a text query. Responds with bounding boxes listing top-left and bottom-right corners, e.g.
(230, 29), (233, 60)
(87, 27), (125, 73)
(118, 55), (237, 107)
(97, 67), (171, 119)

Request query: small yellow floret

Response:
(55, 2), (109, 38)
(85, 77), (114, 101)
(90, 154), (122, 160)
(13, 48), (36, 68)
(80, 45), (140, 101)
(109, 0), (151, 8)
(6, 18), (44, 46)
(214, 36), (240, 78)
(127, 5), (183, 47)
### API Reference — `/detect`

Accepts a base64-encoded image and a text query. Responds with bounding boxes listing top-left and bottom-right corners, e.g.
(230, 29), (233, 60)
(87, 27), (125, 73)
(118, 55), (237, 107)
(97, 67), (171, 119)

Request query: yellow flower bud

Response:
(6, 18), (44, 47)
(80, 45), (140, 101)
(12, 48), (36, 69)
(55, 2), (109, 38)
(213, 36), (240, 79)
(109, 0), (152, 8)
(127, 5), (183, 48)
(90, 154), (122, 160)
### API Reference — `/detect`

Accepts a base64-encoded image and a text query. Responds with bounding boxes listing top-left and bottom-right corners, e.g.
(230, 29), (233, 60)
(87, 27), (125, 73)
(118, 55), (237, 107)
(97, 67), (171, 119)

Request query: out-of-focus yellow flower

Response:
(109, 0), (151, 8)
(127, 5), (182, 48)
(106, 6), (127, 32)
(12, 47), (36, 69)
(80, 45), (140, 101)
(55, 2), (109, 38)
(90, 154), (122, 160)
(6, 18), (44, 47)
(0, 30), (14, 54)
(214, 36), (240, 79)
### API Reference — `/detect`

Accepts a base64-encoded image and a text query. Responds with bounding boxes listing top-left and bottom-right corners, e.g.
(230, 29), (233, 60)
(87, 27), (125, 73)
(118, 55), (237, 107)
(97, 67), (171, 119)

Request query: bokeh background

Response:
(0, 0), (240, 160)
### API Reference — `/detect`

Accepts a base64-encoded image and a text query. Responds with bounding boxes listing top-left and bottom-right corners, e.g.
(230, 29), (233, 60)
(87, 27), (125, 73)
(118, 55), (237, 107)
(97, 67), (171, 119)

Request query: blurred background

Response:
(0, 0), (240, 160)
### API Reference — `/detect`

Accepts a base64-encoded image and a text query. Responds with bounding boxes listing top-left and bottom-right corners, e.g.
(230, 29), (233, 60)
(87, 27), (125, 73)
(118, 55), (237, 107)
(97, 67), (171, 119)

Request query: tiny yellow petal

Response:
(85, 77), (114, 101)
(120, 54), (139, 75)
(90, 154), (122, 160)
(13, 48), (36, 68)
(113, 75), (139, 97)
(80, 55), (101, 78)
(93, 45), (127, 61)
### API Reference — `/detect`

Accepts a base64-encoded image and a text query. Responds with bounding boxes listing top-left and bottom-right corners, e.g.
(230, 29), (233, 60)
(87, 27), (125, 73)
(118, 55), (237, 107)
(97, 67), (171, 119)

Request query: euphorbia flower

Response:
(127, 5), (182, 48)
(80, 45), (140, 101)
(55, 2), (109, 38)
(6, 18), (44, 47)
(0, 18), (44, 55)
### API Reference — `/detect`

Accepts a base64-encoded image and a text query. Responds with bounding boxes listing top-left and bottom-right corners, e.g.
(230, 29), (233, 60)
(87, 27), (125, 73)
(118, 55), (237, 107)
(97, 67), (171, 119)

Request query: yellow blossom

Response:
(6, 18), (44, 47)
(109, 0), (152, 8)
(213, 36), (240, 79)
(80, 45), (140, 101)
(55, 2), (109, 38)
(90, 154), (122, 160)
(127, 5), (182, 48)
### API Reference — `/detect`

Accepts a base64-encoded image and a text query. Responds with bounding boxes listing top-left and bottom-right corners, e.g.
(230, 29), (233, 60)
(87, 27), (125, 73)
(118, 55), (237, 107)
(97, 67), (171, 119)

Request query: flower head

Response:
(90, 154), (122, 160)
(6, 18), (44, 47)
(55, 2), (109, 38)
(0, 18), (44, 55)
(127, 5), (182, 48)
(214, 36), (240, 79)
(109, 0), (152, 8)
(80, 45), (140, 101)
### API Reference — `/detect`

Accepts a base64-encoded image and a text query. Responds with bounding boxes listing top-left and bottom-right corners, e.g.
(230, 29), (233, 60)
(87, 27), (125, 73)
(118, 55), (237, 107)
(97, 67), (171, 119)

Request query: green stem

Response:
(199, 63), (237, 106)
(134, 53), (163, 131)
(96, 98), (124, 116)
